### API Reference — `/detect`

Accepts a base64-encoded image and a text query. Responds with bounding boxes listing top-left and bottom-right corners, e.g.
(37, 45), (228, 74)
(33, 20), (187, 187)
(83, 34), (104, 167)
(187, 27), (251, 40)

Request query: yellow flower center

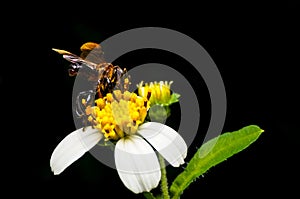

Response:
(85, 90), (149, 141)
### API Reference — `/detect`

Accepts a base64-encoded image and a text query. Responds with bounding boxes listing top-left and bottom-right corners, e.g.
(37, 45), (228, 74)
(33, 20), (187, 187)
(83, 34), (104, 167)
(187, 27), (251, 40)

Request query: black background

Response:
(2, 2), (298, 198)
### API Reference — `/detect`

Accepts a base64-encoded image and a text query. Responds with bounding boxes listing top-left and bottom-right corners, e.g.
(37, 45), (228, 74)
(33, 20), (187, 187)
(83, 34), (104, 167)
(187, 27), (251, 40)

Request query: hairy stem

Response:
(159, 154), (170, 199)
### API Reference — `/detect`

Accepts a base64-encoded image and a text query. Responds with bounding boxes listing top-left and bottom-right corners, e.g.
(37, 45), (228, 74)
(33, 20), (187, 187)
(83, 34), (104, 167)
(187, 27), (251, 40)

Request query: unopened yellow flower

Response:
(137, 81), (180, 106)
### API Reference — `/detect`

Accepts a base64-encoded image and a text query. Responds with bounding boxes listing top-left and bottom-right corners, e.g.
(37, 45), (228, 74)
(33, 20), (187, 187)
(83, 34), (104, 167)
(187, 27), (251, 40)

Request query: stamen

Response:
(84, 90), (149, 141)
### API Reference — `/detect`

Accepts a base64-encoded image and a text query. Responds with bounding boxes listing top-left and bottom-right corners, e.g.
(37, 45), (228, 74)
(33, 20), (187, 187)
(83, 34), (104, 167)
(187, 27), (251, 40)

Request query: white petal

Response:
(50, 126), (102, 175)
(138, 122), (187, 167)
(115, 135), (161, 194)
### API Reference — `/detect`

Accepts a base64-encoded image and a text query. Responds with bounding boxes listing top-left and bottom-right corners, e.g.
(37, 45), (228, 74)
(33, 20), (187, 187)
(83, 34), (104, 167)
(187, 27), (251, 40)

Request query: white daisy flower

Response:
(50, 90), (187, 194)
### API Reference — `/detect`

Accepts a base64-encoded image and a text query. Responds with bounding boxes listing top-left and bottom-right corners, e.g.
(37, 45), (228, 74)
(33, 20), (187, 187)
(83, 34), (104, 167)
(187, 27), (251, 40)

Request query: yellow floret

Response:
(85, 90), (149, 141)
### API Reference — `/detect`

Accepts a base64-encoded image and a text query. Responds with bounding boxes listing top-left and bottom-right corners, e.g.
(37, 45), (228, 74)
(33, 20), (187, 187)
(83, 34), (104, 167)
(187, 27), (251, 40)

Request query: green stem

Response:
(159, 154), (170, 199)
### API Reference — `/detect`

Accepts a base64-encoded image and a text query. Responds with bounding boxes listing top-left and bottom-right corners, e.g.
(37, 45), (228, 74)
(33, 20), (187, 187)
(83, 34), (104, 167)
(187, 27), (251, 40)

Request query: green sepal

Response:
(167, 93), (180, 105)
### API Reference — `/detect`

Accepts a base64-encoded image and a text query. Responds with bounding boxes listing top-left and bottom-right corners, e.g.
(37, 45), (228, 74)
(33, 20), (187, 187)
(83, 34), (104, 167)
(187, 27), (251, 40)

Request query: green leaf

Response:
(169, 125), (264, 199)
(143, 192), (156, 199)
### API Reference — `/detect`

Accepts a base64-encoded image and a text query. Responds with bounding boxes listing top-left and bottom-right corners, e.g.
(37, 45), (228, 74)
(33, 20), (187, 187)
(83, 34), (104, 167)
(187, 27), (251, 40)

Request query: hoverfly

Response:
(53, 42), (130, 121)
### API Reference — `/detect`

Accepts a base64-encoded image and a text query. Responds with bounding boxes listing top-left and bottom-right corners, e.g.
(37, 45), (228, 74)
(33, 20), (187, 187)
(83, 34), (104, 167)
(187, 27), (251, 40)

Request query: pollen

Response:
(86, 90), (149, 141)
(82, 99), (87, 106)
